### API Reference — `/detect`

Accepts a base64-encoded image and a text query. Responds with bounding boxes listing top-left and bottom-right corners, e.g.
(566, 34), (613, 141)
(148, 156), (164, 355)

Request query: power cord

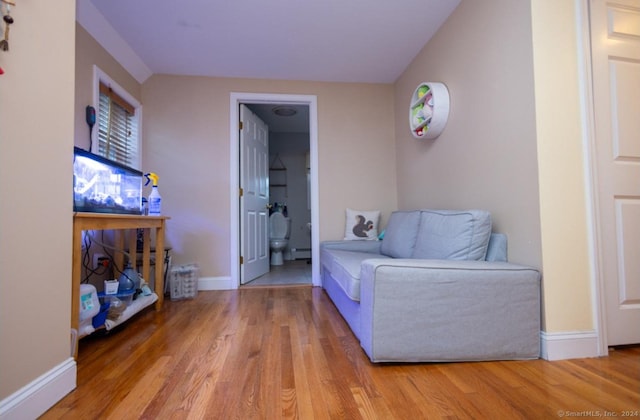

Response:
(95, 230), (140, 298)
(81, 229), (133, 284)
(82, 230), (143, 299)
(81, 232), (110, 283)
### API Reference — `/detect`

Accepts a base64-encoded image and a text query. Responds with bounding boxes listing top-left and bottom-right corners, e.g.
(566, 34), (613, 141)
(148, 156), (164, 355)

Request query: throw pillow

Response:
(411, 210), (492, 260)
(380, 210), (421, 258)
(344, 208), (380, 241)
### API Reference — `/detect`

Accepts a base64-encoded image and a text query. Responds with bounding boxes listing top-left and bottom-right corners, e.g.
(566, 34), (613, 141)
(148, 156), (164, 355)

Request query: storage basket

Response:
(169, 263), (199, 300)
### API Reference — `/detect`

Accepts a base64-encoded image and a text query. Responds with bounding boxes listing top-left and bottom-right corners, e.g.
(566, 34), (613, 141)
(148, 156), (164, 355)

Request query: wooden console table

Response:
(72, 213), (169, 357)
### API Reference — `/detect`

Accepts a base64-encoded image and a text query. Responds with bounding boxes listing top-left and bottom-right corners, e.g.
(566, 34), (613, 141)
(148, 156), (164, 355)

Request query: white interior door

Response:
(239, 104), (270, 284)
(591, 0), (640, 345)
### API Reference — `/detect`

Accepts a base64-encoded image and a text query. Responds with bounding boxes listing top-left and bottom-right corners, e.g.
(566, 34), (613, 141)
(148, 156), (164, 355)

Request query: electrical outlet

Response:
(93, 253), (107, 269)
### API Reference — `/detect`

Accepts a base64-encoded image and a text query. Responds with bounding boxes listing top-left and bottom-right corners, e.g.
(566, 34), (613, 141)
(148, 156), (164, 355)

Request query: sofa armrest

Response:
(320, 240), (382, 254)
(358, 259), (541, 362)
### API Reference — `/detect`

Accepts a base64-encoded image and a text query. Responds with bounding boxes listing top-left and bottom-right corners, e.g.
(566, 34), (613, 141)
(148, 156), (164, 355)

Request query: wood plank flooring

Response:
(42, 287), (640, 419)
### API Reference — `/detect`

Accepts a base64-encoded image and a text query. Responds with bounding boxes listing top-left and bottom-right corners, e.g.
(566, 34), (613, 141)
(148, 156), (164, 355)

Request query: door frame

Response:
(576, 0), (612, 356)
(229, 92), (320, 288)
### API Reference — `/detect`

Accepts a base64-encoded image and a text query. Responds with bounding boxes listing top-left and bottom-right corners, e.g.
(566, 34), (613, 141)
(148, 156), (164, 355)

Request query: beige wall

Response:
(74, 23), (141, 150)
(394, 0), (595, 333)
(0, 2), (598, 408)
(73, 25), (143, 291)
(531, 1), (593, 332)
(75, 0), (595, 334)
(394, 0), (542, 268)
(142, 75), (397, 277)
(0, 2), (75, 399)
(76, 24), (397, 283)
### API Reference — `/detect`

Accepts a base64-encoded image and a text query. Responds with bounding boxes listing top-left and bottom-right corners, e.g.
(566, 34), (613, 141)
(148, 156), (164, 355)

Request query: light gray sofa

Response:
(320, 209), (541, 363)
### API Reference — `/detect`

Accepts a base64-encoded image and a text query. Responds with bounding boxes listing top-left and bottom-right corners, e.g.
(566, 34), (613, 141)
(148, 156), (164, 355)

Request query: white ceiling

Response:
(81, 0), (461, 84)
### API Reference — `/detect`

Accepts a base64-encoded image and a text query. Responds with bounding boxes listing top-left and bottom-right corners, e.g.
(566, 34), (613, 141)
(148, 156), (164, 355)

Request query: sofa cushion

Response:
(321, 248), (391, 301)
(380, 210), (421, 258)
(411, 210), (492, 260)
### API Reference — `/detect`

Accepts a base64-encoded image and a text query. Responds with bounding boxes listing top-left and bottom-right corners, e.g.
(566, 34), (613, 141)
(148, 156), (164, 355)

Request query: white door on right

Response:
(590, 0), (640, 345)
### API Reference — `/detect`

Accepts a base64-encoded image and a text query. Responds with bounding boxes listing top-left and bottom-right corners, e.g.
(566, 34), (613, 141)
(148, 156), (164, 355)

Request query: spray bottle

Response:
(145, 172), (162, 216)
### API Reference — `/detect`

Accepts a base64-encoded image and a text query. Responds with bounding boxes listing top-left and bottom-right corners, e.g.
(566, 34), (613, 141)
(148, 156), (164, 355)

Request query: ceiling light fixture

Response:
(272, 106), (297, 117)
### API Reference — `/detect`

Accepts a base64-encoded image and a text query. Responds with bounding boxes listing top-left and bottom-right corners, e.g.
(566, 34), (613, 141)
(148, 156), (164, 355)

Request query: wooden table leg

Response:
(155, 221), (166, 310)
(71, 225), (82, 359)
(114, 230), (125, 274)
(141, 228), (151, 288)
(128, 229), (137, 272)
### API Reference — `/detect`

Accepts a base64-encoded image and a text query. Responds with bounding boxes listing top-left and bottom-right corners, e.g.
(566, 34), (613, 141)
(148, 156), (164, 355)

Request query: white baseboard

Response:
(0, 358), (76, 420)
(540, 330), (600, 360)
(198, 276), (234, 290)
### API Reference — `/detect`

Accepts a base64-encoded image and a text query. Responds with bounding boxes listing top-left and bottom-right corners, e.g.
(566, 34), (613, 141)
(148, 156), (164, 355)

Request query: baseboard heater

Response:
(291, 247), (311, 260)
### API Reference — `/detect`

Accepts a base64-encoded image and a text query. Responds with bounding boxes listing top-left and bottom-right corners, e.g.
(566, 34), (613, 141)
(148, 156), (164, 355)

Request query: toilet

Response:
(269, 212), (291, 265)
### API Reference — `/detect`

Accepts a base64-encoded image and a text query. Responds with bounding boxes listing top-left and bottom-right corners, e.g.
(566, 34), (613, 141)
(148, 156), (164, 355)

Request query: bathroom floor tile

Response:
(243, 260), (312, 286)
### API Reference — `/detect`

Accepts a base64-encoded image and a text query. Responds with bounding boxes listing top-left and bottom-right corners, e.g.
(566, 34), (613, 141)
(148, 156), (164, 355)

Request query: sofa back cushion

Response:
(380, 211), (421, 258)
(411, 210), (492, 260)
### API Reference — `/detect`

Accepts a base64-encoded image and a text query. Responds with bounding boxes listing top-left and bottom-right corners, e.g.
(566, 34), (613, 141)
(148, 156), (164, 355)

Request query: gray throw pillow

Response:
(411, 210), (492, 260)
(380, 211), (421, 258)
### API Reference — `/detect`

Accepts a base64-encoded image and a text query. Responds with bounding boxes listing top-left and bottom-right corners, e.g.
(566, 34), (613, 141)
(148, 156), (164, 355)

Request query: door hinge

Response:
(240, 256), (244, 265)
(239, 187), (243, 197)
(239, 121), (243, 130)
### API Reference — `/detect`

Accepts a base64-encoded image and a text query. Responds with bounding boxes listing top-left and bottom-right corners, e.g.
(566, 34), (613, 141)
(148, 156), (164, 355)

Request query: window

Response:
(93, 66), (141, 169)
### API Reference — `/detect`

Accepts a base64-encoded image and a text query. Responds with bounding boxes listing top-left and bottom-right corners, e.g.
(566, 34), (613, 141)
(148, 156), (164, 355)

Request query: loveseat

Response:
(320, 209), (541, 363)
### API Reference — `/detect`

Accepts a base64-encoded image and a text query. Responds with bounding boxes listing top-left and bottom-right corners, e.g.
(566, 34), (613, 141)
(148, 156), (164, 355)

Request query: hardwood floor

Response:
(43, 287), (639, 419)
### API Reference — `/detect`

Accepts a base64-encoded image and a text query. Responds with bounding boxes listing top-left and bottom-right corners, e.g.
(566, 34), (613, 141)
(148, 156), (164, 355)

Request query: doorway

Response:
(229, 93), (320, 289)
(246, 103), (311, 286)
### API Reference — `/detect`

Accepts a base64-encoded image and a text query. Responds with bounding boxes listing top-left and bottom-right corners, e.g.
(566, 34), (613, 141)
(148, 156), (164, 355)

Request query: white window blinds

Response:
(97, 82), (139, 169)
